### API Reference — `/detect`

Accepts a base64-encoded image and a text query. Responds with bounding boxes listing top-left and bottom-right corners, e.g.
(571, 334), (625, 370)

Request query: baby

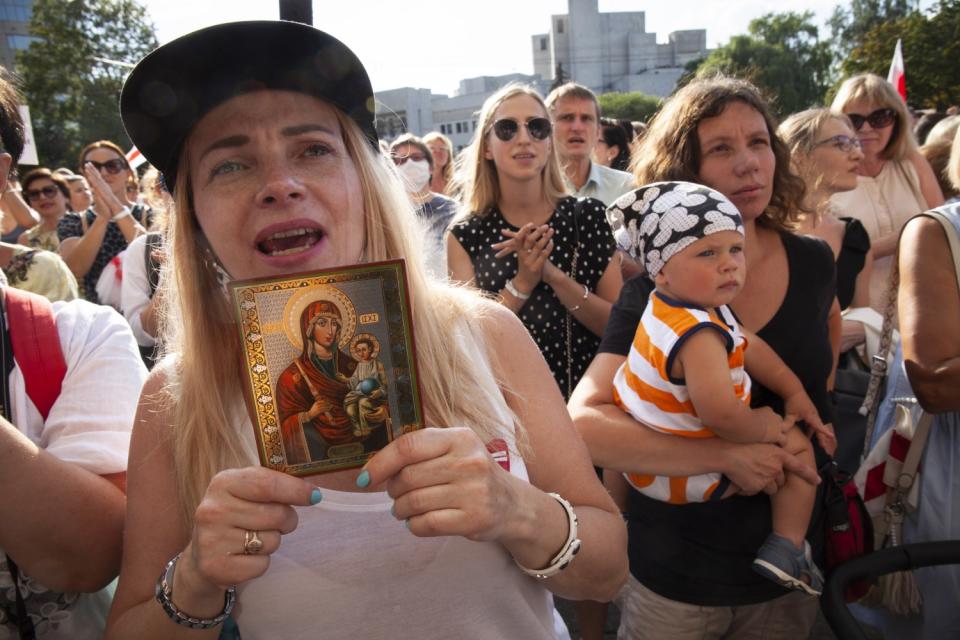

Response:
(345, 337), (388, 438)
(608, 181), (835, 595)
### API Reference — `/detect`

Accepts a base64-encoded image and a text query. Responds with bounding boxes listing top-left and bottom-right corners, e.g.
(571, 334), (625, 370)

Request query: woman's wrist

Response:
(169, 549), (233, 619)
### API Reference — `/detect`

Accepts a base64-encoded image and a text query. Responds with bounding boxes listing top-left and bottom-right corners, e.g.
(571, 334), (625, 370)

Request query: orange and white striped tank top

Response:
(613, 292), (751, 439)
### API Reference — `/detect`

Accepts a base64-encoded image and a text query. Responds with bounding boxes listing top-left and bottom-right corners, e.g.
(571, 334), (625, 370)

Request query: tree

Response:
(597, 92), (661, 122)
(694, 11), (832, 116)
(837, 0), (960, 109)
(16, 0), (157, 170)
(828, 0), (918, 61)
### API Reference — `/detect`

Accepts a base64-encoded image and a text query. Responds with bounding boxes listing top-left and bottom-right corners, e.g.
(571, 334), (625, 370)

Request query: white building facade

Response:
(375, 0), (707, 147)
(532, 0), (707, 98)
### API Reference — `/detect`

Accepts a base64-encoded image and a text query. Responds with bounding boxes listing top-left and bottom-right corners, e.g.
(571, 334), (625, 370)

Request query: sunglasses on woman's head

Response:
(847, 108), (896, 131)
(491, 117), (552, 142)
(815, 135), (862, 153)
(86, 158), (128, 175)
(25, 185), (60, 200)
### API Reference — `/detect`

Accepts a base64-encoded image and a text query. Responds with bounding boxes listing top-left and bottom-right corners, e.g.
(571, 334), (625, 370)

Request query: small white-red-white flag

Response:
(887, 39), (907, 103)
(126, 146), (147, 170)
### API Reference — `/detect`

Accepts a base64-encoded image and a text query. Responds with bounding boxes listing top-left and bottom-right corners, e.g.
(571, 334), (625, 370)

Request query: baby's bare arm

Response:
(678, 329), (783, 444)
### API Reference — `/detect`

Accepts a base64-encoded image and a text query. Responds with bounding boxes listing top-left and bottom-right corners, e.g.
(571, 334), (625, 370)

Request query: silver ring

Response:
(243, 530), (263, 555)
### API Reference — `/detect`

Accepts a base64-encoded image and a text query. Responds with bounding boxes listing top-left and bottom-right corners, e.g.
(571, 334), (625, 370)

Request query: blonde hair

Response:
(831, 73), (917, 161)
(422, 131), (454, 185)
(778, 108), (858, 212)
(163, 101), (523, 522)
(455, 83), (566, 217)
(631, 76), (806, 231)
(948, 126), (960, 193)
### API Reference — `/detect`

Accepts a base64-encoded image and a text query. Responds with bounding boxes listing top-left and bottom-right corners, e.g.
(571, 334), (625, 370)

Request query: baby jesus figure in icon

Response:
(345, 334), (390, 438)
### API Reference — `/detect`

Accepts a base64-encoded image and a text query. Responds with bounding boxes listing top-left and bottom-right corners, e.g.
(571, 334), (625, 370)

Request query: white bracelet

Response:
(567, 284), (589, 312)
(504, 279), (530, 301)
(113, 206), (132, 220)
(515, 492), (581, 580)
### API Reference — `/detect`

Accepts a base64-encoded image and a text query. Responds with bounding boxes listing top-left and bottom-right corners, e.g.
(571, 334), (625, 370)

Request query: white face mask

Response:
(396, 159), (431, 193)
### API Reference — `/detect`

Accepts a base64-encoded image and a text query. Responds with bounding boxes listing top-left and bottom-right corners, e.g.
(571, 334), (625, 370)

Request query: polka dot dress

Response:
(450, 196), (615, 398)
(57, 204), (153, 304)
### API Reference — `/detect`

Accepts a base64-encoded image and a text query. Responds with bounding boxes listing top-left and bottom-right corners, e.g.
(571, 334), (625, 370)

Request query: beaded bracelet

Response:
(567, 284), (589, 312)
(515, 492), (582, 580)
(155, 552), (236, 629)
(504, 279), (531, 301)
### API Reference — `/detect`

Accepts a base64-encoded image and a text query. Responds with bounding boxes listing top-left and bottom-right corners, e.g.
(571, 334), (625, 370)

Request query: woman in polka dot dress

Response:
(449, 85), (622, 398)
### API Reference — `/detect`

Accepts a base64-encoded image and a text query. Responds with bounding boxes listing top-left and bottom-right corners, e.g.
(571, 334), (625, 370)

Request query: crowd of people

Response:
(0, 17), (958, 640)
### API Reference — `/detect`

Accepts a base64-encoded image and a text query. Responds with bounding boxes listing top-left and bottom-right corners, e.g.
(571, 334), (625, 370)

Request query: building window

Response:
(472, 120), (477, 131)
(556, 20), (564, 34)
(540, 37), (547, 51)
(5, 34), (37, 51)
(456, 122), (462, 133)
(0, 2), (31, 22)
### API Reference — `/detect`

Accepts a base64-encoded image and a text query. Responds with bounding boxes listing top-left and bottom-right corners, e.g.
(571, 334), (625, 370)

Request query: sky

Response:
(139, 0), (935, 96)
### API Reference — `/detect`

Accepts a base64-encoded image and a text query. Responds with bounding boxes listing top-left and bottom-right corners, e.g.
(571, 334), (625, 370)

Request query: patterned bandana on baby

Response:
(605, 181), (745, 277)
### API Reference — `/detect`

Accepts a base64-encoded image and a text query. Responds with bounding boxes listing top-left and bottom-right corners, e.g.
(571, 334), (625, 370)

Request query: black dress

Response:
(57, 204), (153, 304)
(600, 230), (836, 605)
(835, 216), (871, 310)
(450, 196), (615, 398)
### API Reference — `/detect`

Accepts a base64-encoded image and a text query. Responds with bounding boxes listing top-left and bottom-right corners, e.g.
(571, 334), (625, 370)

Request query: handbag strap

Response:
(564, 198), (584, 398)
(0, 291), (37, 640)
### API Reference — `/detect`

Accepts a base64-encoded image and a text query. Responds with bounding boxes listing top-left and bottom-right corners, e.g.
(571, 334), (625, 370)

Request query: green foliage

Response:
(597, 92), (662, 123)
(828, 0), (917, 60)
(694, 11), (832, 116)
(838, 0), (960, 109)
(16, 0), (157, 169)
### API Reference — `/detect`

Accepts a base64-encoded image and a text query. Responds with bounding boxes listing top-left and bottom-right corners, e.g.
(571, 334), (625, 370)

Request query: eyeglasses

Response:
(25, 185), (61, 200)
(491, 117), (552, 142)
(815, 135), (862, 153)
(86, 158), (128, 175)
(391, 152), (428, 166)
(846, 108), (896, 131)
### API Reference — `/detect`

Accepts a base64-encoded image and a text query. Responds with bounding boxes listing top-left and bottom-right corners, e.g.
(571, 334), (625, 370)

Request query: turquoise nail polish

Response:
(356, 469), (370, 488)
(310, 488), (323, 505)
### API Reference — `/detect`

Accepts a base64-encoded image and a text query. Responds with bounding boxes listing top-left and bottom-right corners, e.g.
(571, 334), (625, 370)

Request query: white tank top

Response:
(233, 320), (570, 640)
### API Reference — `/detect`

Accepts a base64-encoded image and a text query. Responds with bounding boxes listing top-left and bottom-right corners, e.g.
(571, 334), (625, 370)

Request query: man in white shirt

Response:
(0, 67), (147, 640)
(545, 83), (636, 207)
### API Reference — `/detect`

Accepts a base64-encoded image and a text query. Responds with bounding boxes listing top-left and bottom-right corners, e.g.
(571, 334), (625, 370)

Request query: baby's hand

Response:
(784, 392), (836, 455)
(757, 407), (789, 446)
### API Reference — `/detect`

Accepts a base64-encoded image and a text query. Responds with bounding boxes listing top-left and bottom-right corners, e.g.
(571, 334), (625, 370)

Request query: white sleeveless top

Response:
(830, 158), (927, 310)
(233, 320), (570, 640)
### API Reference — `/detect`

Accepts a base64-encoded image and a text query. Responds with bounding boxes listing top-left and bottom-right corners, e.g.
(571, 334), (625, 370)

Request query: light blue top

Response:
(567, 161), (636, 207)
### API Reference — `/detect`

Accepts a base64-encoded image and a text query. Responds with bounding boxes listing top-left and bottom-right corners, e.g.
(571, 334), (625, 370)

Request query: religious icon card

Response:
(230, 260), (424, 477)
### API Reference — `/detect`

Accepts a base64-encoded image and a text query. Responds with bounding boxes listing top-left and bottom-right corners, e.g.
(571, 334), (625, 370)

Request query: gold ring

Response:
(243, 530), (263, 555)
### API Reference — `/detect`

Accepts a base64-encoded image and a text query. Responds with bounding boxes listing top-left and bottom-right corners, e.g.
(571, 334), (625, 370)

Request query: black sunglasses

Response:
(86, 158), (128, 175)
(847, 108), (896, 131)
(491, 117), (552, 142)
(25, 185), (61, 200)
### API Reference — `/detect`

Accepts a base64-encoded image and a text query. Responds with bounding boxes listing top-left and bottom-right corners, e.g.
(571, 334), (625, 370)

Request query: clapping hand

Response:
(490, 223), (555, 293)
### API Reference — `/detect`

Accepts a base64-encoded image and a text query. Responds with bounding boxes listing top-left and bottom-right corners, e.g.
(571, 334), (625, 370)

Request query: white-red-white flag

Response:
(887, 38), (907, 103)
(126, 146), (147, 170)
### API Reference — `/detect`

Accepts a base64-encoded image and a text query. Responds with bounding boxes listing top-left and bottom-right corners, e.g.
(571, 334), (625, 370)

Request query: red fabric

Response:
(863, 463), (888, 503)
(825, 469), (875, 602)
(887, 39), (907, 102)
(4, 288), (66, 421)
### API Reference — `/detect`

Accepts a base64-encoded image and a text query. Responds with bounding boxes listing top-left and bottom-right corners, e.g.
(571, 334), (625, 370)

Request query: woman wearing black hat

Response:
(106, 21), (625, 640)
